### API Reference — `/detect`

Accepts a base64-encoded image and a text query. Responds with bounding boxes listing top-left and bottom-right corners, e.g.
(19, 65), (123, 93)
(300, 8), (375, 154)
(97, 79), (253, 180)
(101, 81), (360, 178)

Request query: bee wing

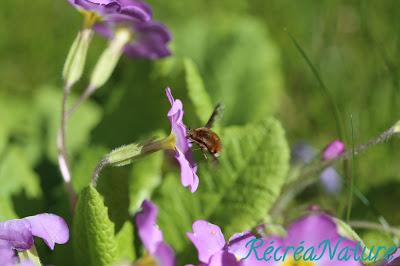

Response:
(205, 103), (224, 128)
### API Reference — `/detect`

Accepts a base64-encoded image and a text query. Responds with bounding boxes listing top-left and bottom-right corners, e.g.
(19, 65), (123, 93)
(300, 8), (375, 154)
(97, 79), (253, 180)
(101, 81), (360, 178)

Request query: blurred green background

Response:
(1, 0), (400, 264)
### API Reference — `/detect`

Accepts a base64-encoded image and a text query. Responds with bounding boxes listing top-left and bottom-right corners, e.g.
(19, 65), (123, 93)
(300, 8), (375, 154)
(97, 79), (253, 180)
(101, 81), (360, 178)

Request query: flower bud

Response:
(89, 29), (131, 89)
(108, 143), (143, 166)
(322, 140), (345, 160)
(62, 29), (93, 86)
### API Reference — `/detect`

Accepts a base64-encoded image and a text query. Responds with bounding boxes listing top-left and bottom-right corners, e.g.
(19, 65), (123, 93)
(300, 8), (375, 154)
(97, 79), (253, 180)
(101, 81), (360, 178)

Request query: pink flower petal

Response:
(25, 213), (69, 250)
(136, 200), (163, 254)
(187, 221), (226, 263)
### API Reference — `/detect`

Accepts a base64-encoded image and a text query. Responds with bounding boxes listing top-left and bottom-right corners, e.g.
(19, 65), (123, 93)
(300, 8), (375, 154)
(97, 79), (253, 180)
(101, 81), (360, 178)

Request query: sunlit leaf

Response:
(154, 118), (289, 261)
(73, 185), (117, 266)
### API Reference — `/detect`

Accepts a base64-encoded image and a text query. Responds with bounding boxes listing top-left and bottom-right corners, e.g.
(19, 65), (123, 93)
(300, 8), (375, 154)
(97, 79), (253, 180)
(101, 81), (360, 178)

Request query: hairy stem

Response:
(91, 157), (109, 187)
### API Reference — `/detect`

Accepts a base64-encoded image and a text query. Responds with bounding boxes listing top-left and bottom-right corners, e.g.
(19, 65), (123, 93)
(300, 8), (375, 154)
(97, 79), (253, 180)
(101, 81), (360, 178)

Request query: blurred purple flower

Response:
(322, 140), (345, 160)
(68, 0), (152, 22)
(94, 18), (172, 59)
(0, 213), (69, 265)
(165, 87), (199, 193)
(135, 200), (175, 266)
(319, 167), (342, 195)
(291, 141), (316, 164)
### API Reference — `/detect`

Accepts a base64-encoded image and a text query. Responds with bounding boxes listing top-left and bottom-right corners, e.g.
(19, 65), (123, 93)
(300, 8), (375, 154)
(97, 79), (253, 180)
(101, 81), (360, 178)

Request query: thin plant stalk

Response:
(346, 115), (356, 222)
(57, 82), (77, 209)
(67, 85), (96, 118)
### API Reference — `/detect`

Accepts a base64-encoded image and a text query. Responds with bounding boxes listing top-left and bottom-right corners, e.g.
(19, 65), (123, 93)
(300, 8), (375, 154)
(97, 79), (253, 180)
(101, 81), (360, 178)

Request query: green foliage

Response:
(34, 86), (102, 162)
(97, 168), (131, 232)
(0, 147), (42, 219)
(362, 231), (396, 260)
(129, 152), (163, 214)
(154, 117), (290, 261)
(184, 58), (214, 125)
(115, 221), (136, 262)
(73, 185), (117, 266)
(173, 16), (284, 125)
(2, 0), (400, 264)
(72, 145), (109, 193)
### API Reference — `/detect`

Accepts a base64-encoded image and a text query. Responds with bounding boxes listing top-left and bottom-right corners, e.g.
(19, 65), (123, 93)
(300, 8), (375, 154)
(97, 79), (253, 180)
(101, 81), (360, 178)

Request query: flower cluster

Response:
(68, 0), (171, 59)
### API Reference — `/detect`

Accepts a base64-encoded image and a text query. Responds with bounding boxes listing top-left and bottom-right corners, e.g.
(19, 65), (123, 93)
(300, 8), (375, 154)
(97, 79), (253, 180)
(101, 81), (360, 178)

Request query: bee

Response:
(187, 104), (223, 160)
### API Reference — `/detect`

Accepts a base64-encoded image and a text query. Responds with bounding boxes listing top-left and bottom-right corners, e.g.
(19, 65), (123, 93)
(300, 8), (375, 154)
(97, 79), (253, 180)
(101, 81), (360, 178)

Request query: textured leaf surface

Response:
(184, 58), (213, 125)
(73, 185), (117, 266)
(154, 118), (290, 259)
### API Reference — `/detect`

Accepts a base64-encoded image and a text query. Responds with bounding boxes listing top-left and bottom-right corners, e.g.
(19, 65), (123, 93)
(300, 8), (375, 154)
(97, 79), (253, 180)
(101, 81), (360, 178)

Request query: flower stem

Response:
(92, 157), (109, 187)
(57, 82), (77, 210)
(67, 85), (96, 118)
(346, 116), (356, 223)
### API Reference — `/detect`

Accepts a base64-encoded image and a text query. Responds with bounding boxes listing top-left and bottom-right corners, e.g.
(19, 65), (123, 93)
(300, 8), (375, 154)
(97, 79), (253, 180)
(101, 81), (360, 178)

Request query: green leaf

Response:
(73, 185), (117, 266)
(97, 167), (131, 232)
(184, 58), (213, 125)
(207, 118), (290, 235)
(0, 147), (42, 219)
(154, 118), (289, 259)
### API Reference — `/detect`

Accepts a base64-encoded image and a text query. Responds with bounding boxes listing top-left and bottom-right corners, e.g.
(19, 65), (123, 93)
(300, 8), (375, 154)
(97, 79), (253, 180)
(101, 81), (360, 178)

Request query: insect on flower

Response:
(187, 104), (223, 160)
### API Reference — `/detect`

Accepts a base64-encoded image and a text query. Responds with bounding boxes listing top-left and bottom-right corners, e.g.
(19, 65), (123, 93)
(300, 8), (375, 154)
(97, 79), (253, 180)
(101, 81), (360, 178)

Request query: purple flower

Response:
(187, 220), (255, 266)
(322, 140), (345, 160)
(165, 87), (199, 193)
(68, 0), (152, 23)
(319, 167), (342, 195)
(94, 18), (172, 59)
(0, 213), (69, 265)
(135, 200), (175, 266)
(291, 142), (316, 165)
